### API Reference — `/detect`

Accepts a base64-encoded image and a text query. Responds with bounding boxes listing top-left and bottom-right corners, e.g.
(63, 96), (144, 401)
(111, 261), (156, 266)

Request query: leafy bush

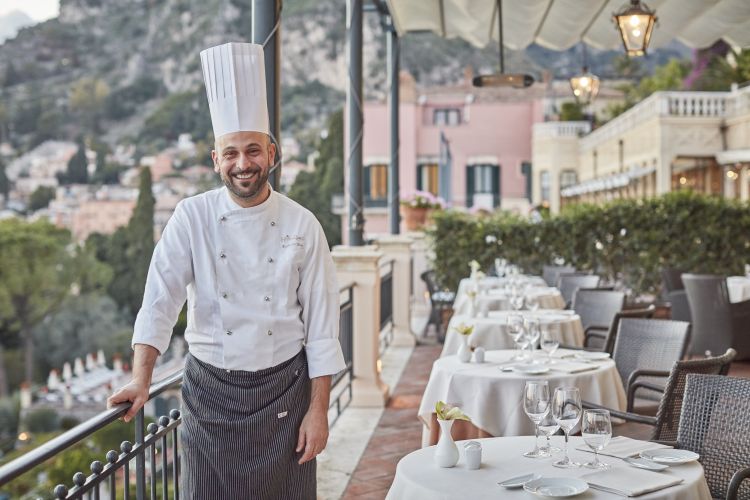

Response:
(24, 409), (59, 433)
(428, 191), (750, 297)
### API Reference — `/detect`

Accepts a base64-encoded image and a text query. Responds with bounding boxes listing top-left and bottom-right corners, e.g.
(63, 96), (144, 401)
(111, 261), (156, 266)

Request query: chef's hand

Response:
(107, 380), (150, 423)
(296, 409), (329, 464)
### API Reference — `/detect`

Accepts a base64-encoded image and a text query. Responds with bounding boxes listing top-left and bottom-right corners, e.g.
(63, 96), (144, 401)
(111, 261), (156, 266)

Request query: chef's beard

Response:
(222, 165), (270, 201)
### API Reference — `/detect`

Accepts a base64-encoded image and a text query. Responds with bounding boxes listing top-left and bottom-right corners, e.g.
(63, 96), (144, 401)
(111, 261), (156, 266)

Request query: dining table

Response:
(442, 310), (584, 357)
(419, 349), (626, 446)
(386, 436), (710, 499)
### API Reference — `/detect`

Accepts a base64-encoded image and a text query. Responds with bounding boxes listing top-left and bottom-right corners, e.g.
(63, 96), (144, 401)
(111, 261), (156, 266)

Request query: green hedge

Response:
(428, 191), (750, 296)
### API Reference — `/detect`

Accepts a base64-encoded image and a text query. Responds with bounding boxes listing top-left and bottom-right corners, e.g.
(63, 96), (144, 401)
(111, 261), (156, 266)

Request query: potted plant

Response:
(400, 191), (445, 231)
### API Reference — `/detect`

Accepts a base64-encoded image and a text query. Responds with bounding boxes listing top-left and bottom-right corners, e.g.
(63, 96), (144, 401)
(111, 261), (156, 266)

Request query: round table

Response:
(387, 436), (710, 500)
(453, 287), (566, 316)
(419, 350), (626, 444)
(456, 276), (548, 300)
(727, 276), (750, 302)
(442, 311), (584, 357)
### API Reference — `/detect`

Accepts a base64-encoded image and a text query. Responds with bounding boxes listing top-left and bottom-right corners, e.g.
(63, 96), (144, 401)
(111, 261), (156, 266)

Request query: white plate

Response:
(513, 365), (550, 375)
(498, 472), (541, 488)
(640, 449), (700, 464)
(524, 477), (589, 497)
(623, 456), (669, 471)
(574, 351), (611, 361)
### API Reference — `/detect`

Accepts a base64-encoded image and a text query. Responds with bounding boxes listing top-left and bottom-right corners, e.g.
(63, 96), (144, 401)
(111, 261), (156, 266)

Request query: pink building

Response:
(342, 71), (549, 241)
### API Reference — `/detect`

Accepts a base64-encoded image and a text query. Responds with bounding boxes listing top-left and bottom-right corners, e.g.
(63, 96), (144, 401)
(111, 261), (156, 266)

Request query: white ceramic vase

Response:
(457, 336), (472, 363)
(435, 419), (459, 468)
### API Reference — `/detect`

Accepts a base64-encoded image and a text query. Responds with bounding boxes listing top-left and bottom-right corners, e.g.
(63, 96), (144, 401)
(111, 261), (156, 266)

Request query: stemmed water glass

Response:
(523, 381), (550, 458)
(540, 323), (560, 363)
(552, 387), (582, 468)
(524, 318), (541, 362)
(506, 314), (525, 360)
(538, 410), (561, 454)
(582, 409), (612, 470)
(494, 258), (507, 278)
(509, 290), (525, 311)
(525, 295), (540, 312)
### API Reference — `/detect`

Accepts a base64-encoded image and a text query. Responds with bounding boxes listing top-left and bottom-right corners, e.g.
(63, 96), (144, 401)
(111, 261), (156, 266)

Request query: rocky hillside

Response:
(0, 0), (690, 158)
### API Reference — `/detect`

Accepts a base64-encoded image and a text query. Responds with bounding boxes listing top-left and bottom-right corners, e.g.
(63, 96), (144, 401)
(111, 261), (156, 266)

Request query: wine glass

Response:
(506, 314), (525, 359)
(523, 381), (550, 458)
(538, 410), (561, 455)
(510, 291), (525, 311)
(540, 323), (560, 363)
(526, 295), (540, 312)
(524, 318), (541, 362)
(582, 409), (612, 469)
(494, 258), (506, 278)
(551, 387), (582, 468)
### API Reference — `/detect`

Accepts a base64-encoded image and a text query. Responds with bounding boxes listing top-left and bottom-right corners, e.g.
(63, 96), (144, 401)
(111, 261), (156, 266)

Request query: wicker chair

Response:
(542, 265), (576, 287)
(583, 349), (735, 443)
(584, 305), (656, 354)
(570, 289), (624, 349)
(682, 274), (750, 360)
(679, 374), (750, 500)
(557, 273), (600, 308)
(420, 270), (455, 342)
(611, 318), (691, 413)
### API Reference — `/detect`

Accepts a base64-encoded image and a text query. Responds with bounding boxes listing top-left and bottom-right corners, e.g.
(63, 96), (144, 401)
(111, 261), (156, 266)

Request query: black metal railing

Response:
(379, 260), (394, 355)
(0, 370), (183, 499)
(330, 283), (354, 424)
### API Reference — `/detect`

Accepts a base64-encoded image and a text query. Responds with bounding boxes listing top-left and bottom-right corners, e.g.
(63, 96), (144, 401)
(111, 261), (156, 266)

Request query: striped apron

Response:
(179, 349), (315, 499)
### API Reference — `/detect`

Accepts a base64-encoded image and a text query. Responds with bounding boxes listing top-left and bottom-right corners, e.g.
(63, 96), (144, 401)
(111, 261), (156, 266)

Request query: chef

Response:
(107, 42), (346, 499)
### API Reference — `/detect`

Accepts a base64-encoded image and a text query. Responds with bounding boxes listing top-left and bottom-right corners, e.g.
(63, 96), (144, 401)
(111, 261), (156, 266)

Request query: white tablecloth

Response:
(442, 311), (584, 357)
(453, 287), (565, 316)
(387, 436), (710, 500)
(727, 276), (750, 303)
(418, 350), (626, 439)
(456, 276), (548, 299)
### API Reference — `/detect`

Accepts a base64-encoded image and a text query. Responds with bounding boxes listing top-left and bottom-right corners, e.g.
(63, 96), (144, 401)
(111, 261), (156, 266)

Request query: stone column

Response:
(332, 245), (389, 407)
(407, 231), (430, 317)
(376, 235), (415, 347)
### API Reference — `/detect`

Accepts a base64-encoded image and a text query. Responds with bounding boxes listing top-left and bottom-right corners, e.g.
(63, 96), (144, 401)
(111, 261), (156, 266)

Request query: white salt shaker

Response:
(474, 347), (485, 363)
(464, 441), (481, 470)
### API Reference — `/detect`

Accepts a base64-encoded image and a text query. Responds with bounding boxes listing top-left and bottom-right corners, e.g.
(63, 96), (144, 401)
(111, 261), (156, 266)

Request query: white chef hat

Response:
(200, 42), (269, 139)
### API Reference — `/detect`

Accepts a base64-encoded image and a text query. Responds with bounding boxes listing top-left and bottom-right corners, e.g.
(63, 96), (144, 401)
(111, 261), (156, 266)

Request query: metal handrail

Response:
(0, 369), (183, 485)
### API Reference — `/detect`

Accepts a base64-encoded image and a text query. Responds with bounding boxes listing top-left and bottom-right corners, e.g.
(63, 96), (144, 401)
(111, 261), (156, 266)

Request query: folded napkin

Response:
(582, 467), (683, 497)
(551, 361), (598, 373)
(576, 436), (672, 459)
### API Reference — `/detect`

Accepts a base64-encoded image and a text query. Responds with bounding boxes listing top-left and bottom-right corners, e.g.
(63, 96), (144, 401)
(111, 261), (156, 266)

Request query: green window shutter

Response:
(492, 165), (501, 208)
(416, 164), (423, 191)
(466, 165), (475, 208)
(363, 165), (371, 200)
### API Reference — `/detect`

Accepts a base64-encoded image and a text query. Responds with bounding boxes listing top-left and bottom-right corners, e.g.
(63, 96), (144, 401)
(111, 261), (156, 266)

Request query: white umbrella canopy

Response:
(385, 0), (750, 51)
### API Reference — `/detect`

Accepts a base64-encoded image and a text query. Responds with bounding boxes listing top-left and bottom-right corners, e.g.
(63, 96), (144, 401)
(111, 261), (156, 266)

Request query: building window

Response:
(433, 108), (461, 126)
(364, 164), (388, 207)
(521, 162), (532, 201)
(466, 164), (500, 208)
(540, 170), (550, 202)
(417, 164), (439, 195)
(560, 170), (577, 189)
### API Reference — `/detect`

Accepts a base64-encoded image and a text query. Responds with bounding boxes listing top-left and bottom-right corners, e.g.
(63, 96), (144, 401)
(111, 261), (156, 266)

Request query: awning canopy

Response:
(385, 0), (750, 51)
(561, 166), (655, 197)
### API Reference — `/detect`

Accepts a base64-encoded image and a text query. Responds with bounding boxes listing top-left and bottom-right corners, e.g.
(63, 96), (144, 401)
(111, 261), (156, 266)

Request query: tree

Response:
(0, 157), (9, 201)
(126, 167), (155, 317)
(69, 77), (110, 132)
(28, 186), (56, 212)
(60, 136), (88, 184)
(288, 110), (343, 247)
(0, 220), (110, 390)
(559, 101), (586, 122)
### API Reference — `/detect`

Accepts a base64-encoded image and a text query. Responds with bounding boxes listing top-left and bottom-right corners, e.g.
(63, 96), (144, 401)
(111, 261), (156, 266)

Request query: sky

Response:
(0, 0), (59, 21)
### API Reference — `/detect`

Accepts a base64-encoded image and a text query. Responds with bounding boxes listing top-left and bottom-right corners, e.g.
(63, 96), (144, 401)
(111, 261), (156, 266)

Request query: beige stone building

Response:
(71, 199), (136, 241)
(533, 84), (750, 213)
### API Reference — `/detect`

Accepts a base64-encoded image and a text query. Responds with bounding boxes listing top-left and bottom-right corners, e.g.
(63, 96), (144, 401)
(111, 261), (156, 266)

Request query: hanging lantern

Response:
(569, 67), (600, 103)
(613, 0), (657, 56)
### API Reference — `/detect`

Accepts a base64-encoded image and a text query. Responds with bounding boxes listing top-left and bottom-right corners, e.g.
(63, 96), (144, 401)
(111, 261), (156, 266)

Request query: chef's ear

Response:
(267, 138), (276, 165)
(211, 149), (220, 173)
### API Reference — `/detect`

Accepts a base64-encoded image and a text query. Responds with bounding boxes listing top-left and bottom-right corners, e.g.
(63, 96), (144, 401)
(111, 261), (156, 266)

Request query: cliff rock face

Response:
(0, 0), (689, 152)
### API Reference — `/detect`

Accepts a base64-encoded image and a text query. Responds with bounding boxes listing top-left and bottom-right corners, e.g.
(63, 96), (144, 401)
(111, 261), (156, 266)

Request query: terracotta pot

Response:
(400, 206), (432, 231)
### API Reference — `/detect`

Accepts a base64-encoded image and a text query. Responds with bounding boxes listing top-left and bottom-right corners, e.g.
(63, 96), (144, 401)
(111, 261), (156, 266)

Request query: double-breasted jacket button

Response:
(267, 330), (273, 336)
(225, 330), (233, 336)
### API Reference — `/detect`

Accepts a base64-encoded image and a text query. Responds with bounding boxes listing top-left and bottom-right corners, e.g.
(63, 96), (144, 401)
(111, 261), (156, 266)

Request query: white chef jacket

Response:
(132, 185), (346, 378)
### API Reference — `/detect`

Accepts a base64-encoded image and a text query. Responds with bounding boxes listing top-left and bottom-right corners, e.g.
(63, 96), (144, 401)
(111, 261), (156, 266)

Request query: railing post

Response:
(332, 245), (389, 407)
(374, 235), (415, 347)
(135, 410), (146, 499)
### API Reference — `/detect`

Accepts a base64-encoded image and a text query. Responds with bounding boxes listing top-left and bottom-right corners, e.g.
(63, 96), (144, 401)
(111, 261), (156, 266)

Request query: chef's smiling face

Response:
(212, 131), (276, 207)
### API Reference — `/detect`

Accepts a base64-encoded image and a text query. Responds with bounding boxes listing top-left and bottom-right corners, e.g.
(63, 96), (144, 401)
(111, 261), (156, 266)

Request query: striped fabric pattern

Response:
(180, 350), (315, 499)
